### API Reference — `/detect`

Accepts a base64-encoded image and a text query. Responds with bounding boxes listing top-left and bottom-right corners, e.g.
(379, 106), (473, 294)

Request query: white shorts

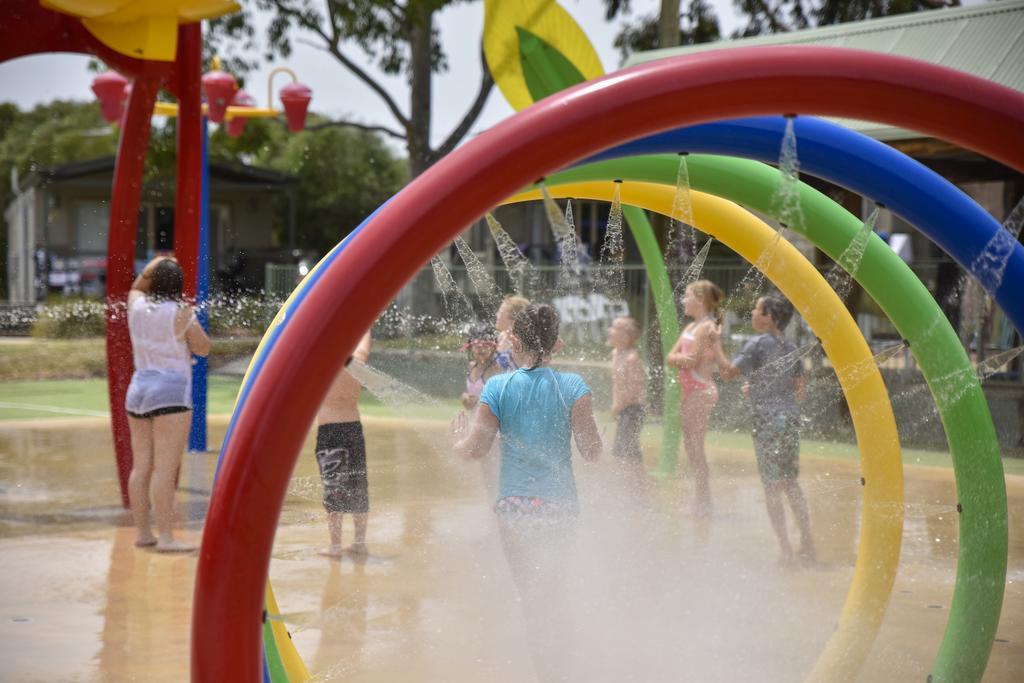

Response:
(125, 369), (192, 417)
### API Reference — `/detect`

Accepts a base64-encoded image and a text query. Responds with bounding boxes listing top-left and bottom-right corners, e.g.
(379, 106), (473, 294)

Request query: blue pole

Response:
(189, 117), (210, 452)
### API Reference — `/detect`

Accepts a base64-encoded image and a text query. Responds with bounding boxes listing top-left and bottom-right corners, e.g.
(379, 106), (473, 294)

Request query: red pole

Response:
(174, 23), (202, 298)
(105, 76), (160, 508)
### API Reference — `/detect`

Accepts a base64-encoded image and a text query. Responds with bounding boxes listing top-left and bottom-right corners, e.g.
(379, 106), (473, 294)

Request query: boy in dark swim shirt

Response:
(716, 295), (815, 566)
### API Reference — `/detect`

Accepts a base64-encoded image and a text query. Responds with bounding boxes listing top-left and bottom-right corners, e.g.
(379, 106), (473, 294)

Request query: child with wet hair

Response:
(607, 316), (648, 493)
(125, 255), (210, 552)
(448, 303), (602, 682)
(460, 324), (500, 410)
(667, 279), (726, 516)
(716, 294), (815, 566)
(494, 295), (530, 371)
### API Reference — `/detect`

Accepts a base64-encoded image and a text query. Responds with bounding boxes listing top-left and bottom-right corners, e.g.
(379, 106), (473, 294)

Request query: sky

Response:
(0, 1), (744, 150)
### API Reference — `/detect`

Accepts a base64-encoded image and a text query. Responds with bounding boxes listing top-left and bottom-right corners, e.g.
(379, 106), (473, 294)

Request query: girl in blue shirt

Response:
(449, 303), (602, 681)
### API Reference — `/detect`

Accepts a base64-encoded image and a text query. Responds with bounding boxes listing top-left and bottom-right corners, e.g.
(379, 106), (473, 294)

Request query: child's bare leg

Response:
(318, 512), (345, 557)
(498, 520), (573, 682)
(349, 513), (368, 554)
(127, 416), (157, 546)
(782, 478), (815, 561)
(152, 411), (195, 552)
(680, 394), (713, 514)
(763, 480), (793, 562)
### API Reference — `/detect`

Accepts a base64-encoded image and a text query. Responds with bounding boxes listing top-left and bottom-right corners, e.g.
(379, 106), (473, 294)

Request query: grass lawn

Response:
(0, 337), (259, 381)
(0, 376), (248, 418)
(0, 376), (465, 422)
(3, 377), (1021, 476)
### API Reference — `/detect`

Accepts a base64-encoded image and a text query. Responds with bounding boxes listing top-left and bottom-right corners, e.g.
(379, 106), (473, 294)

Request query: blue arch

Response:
(588, 116), (1024, 334)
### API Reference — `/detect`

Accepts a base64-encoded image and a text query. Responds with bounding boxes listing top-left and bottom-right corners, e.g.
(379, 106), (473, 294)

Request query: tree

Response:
(0, 100), (120, 298)
(604, 0), (956, 59)
(231, 119), (407, 253)
(604, 0), (721, 59)
(208, 0), (494, 178)
(0, 99), (405, 299)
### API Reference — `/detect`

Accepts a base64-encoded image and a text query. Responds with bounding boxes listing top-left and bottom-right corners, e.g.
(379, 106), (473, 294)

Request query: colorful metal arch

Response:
(193, 47), (1024, 683)
(524, 158), (1007, 680)
(211, 182), (900, 682)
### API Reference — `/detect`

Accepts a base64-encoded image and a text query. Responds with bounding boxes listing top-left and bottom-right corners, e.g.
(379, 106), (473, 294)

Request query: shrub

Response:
(30, 299), (106, 338)
(206, 294), (283, 338)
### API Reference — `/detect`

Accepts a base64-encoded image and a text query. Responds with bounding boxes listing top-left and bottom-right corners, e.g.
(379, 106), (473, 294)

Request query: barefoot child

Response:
(607, 317), (648, 491)
(449, 303), (602, 682)
(715, 295), (816, 566)
(666, 280), (725, 516)
(315, 330), (372, 558)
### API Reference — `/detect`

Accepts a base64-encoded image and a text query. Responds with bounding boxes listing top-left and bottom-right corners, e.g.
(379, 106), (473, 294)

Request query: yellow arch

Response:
(266, 582), (310, 681)
(506, 181), (904, 682)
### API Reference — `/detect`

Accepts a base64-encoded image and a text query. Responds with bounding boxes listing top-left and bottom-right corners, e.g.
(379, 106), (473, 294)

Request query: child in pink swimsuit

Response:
(667, 280), (725, 516)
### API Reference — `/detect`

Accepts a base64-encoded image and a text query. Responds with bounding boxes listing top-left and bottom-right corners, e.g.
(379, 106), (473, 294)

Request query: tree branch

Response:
(755, 0), (787, 32)
(271, 0), (411, 130)
(434, 43), (494, 160)
(325, 42), (411, 130)
(304, 118), (407, 141)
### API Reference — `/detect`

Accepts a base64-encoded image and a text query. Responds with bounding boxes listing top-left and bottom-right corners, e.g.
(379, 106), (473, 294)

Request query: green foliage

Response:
(209, 0), (457, 77)
(0, 101), (120, 297)
(0, 95), (405, 295)
(607, 0), (722, 59)
(604, 0), (951, 58)
(206, 294), (283, 337)
(814, 0), (940, 26)
(29, 299), (106, 339)
(0, 100), (118, 178)
(208, 116), (290, 164)
(209, 113), (406, 251)
(206, 1), (494, 177)
(265, 124), (407, 252)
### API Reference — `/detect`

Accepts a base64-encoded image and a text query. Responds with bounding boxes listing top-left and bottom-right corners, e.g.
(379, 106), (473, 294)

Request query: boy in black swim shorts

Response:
(315, 330), (372, 558)
(315, 423), (369, 513)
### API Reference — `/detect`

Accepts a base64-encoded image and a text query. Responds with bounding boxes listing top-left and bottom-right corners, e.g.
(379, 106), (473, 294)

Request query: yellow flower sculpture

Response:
(484, 0), (605, 111)
(41, 0), (240, 61)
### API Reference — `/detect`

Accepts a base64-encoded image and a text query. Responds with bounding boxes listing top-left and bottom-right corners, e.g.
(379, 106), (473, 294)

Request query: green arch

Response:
(534, 154), (1005, 682)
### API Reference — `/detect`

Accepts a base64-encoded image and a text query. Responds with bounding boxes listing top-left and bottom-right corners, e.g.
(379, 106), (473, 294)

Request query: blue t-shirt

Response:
(732, 333), (803, 421)
(479, 367), (591, 504)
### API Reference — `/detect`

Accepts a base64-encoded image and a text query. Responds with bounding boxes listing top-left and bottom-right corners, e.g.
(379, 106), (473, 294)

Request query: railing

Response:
(264, 263), (301, 298)
(264, 257), (1021, 380)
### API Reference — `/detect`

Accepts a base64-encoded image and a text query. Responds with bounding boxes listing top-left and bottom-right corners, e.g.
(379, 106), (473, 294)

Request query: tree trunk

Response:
(407, 6), (434, 179)
(660, 0), (681, 48)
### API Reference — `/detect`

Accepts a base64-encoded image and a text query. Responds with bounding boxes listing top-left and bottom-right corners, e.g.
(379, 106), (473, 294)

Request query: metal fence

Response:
(265, 257), (1021, 380)
(265, 263), (301, 299)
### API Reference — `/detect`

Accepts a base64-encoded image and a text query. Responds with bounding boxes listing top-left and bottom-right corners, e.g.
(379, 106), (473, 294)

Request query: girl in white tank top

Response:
(124, 256), (210, 553)
(125, 296), (196, 416)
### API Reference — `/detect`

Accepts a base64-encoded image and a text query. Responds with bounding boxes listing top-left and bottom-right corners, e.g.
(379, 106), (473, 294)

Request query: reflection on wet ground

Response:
(0, 417), (1021, 681)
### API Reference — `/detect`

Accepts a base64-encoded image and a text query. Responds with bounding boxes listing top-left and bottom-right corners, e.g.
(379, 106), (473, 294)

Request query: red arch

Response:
(192, 47), (1024, 680)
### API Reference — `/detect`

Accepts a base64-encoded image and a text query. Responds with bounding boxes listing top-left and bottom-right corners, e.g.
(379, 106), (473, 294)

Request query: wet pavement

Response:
(0, 416), (1020, 681)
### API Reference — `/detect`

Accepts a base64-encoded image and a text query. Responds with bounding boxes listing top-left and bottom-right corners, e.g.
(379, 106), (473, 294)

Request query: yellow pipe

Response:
(151, 101), (280, 119)
(265, 582), (311, 681)
(506, 181), (903, 682)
